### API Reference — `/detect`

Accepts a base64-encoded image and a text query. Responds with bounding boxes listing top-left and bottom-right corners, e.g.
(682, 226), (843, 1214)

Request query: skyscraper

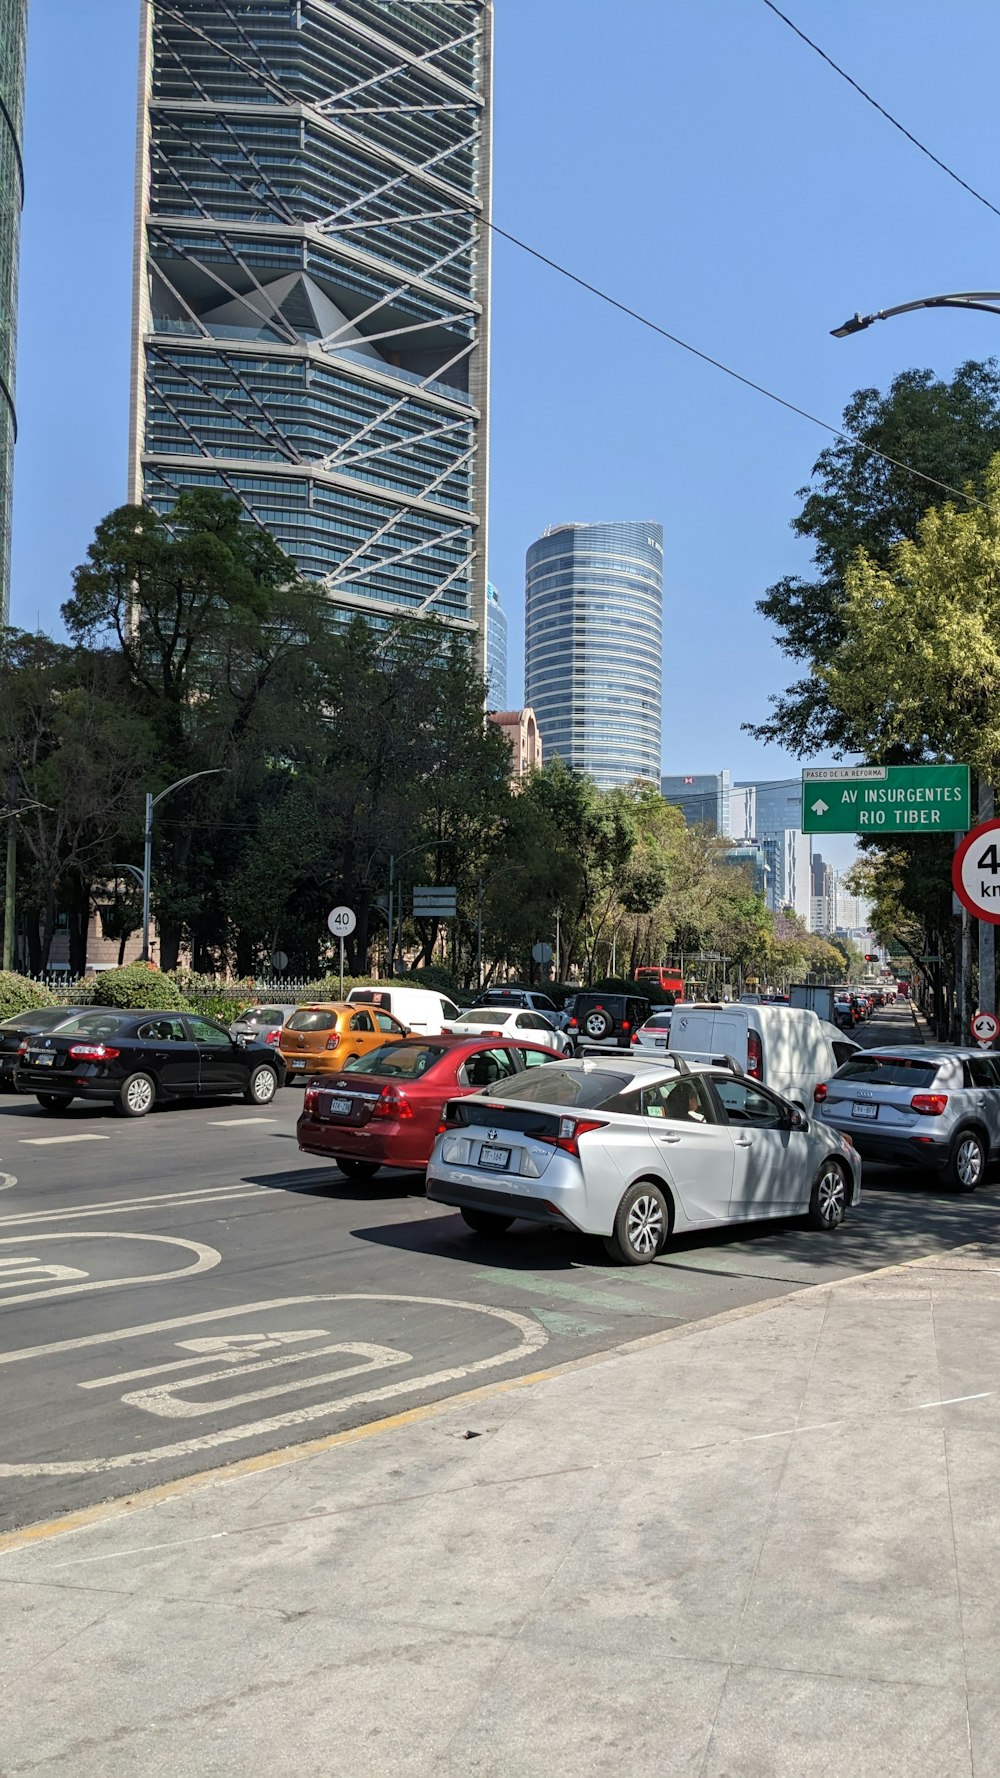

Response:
(130, 1), (493, 660)
(485, 580), (506, 709)
(524, 520), (663, 788)
(660, 771), (731, 833)
(0, 0), (27, 625)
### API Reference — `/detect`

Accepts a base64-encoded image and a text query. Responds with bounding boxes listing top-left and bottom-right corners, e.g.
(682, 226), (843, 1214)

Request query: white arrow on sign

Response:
(811, 798), (830, 816)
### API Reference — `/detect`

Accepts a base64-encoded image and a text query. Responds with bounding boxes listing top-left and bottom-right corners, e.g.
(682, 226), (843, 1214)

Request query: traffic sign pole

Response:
(981, 784), (995, 1024)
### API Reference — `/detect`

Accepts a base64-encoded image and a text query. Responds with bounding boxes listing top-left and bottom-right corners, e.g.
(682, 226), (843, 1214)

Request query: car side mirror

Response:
(788, 1109), (807, 1131)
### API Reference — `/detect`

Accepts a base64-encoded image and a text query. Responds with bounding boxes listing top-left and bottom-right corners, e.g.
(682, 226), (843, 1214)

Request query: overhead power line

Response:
(489, 222), (981, 507)
(758, 0), (1000, 225)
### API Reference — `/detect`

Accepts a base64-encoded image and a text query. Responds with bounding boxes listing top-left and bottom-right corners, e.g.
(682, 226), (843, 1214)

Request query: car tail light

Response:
(747, 1031), (763, 1080)
(813, 1083), (828, 1103)
(17, 1040), (28, 1054)
(568, 1017), (577, 1030)
(67, 1044), (120, 1062)
(631, 1031), (641, 1044)
(539, 1116), (606, 1157)
(304, 1087), (319, 1114)
(372, 1085), (413, 1120)
(266, 1028), (281, 1046)
(622, 1021), (631, 1033)
(325, 1035), (341, 1050)
(911, 1093), (948, 1116)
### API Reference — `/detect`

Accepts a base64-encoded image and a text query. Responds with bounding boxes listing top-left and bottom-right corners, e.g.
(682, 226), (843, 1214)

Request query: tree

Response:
(751, 361), (1000, 755)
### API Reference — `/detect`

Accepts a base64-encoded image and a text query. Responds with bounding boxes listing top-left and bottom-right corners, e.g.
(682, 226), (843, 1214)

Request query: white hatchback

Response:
(630, 1010), (673, 1053)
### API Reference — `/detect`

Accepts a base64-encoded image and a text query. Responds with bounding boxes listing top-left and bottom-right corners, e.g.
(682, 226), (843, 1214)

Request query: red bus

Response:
(634, 966), (685, 1001)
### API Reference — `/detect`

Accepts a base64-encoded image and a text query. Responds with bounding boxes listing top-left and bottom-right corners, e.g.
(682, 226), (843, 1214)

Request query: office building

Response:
(489, 707), (542, 781)
(130, 1), (494, 662)
(734, 777), (811, 923)
(0, 0), (27, 624)
(723, 841), (773, 903)
(485, 580), (506, 709)
(661, 771), (731, 834)
(525, 520), (663, 788)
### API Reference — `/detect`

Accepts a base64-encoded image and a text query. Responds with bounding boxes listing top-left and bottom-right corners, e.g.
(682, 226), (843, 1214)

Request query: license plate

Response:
(33, 1053), (54, 1067)
(479, 1144), (511, 1170)
(327, 1097), (351, 1116)
(291, 1059), (308, 1070)
(853, 1101), (878, 1120)
(654, 1037), (668, 1047)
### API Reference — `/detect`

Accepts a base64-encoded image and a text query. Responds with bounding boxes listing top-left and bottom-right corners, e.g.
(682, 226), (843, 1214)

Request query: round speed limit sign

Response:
(971, 1010), (1000, 1048)
(953, 820), (1000, 924)
(327, 905), (357, 937)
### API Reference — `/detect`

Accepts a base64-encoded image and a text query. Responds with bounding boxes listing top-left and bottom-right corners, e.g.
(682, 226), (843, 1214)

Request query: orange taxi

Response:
(278, 1002), (410, 1081)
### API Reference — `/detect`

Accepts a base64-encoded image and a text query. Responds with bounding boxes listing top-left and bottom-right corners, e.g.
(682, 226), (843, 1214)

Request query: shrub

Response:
(89, 964), (191, 1011)
(0, 972), (57, 1021)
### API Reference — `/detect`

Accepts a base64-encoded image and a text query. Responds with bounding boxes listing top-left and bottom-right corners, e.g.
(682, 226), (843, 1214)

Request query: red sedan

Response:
(296, 1034), (563, 1178)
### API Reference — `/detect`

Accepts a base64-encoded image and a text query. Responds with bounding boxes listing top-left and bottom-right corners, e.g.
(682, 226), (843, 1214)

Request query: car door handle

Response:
(655, 1132), (682, 1144)
(735, 1137), (753, 1147)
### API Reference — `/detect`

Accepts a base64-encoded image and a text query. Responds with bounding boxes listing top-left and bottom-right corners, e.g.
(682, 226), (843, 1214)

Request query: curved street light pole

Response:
(142, 770), (228, 963)
(832, 287), (1000, 1033)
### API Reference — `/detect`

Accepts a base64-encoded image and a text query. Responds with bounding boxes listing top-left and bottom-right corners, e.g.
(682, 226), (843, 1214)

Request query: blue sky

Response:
(12, 1), (1000, 868)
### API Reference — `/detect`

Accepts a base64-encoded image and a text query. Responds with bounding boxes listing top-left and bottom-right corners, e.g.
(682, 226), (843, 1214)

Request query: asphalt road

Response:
(1, 1002), (992, 1533)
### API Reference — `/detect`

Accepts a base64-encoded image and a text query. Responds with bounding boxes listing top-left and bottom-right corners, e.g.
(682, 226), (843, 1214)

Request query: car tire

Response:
(604, 1181), (670, 1265)
(244, 1064), (277, 1106)
(460, 1207), (515, 1234)
(336, 1159), (380, 1181)
(807, 1159), (848, 1230)
(115, 1072), (156, 1119)
(584, 1010), (612, 1040)
(945, 1129), (986, 1193)
(35, 1093), (73, 1112)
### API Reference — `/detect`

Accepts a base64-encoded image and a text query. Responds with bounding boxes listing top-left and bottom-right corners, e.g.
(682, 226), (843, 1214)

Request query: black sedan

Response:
(15, 1008), (285, 1117)
(0, 1005), (88, 1089)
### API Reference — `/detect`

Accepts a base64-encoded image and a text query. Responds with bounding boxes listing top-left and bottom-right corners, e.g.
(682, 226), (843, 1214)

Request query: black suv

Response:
(567, 992), (651, 1050)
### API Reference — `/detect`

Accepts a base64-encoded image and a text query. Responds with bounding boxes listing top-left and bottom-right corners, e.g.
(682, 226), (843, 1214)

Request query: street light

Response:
(141, 771), (228, 962)
(831, 291), (1000, 338)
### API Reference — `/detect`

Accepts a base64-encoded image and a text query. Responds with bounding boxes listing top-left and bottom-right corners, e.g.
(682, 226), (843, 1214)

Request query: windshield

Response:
(836, 1054), (939, 1088)
(286, 1009), (338, 1032)
(489, 1066), (627, 1107)
(342, 1044), (447, 1078)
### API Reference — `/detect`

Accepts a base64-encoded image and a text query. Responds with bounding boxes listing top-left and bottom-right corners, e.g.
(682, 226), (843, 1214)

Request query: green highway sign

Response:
(802, 764), (970, 834)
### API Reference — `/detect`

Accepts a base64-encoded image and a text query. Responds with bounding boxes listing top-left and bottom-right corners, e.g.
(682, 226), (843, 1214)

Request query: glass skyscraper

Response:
(485, 579), (506, 709)
(525, 520), (664, 788)
(0, 0), (27, 625)
(130, 1), (493, 659)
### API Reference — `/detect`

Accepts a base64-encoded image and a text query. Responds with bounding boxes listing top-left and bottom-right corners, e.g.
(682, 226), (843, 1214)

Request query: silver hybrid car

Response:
(814, 1045), (1000, 1190)
(427, 1055), (861, 1264)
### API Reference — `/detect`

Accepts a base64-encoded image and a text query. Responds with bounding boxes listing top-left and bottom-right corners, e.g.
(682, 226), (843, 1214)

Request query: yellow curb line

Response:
(0, 1241), (982, 1559)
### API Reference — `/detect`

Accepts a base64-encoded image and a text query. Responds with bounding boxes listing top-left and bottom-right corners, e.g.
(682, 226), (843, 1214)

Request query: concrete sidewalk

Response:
(4, 1244), (1000, 1777)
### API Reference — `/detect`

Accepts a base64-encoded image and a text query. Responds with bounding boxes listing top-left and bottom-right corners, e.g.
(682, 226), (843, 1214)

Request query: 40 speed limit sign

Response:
(953, 820), (1000, 924)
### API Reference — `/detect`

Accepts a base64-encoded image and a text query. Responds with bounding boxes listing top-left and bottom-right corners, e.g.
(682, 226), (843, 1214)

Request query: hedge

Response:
(88, 965), (192, 1011)
(0, 972), (57, 1022)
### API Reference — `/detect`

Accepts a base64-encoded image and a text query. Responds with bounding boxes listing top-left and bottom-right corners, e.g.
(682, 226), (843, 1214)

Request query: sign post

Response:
(327, 905), (357, 1000)
(802, 764), (970, 834)
(970, 1010), (1000, 1049)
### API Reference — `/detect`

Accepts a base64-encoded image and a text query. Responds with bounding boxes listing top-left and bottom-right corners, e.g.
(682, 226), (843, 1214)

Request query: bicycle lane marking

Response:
(0, 1231), (220, 1306)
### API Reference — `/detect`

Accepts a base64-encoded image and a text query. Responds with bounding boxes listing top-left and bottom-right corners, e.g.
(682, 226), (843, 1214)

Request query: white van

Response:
(667, 1002), (860, 1108)
(345, 985), (462, 1036)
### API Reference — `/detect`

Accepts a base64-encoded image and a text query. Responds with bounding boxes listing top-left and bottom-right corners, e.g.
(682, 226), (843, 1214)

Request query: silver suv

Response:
(814, 1046), (999, 1189)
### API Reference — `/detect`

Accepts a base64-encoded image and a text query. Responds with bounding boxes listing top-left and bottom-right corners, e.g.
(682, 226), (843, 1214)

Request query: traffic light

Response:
(865, 953), (878, 962)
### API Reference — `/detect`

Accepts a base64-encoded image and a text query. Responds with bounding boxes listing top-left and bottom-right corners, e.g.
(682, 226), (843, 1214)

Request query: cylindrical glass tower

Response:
(0, 0), (27, 624)
(525, 520), (664, 788)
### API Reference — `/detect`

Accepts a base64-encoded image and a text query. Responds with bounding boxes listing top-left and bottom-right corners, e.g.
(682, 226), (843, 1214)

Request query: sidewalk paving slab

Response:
(3, 1243), (1000, 1776)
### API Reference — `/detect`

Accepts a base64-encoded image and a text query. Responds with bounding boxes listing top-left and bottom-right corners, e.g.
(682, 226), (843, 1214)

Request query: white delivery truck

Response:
(667, 1002), (860, 1108)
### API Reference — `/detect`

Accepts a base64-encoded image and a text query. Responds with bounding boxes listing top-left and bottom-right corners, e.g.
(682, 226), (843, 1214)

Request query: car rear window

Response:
(456, 1008), (508, 1024)
(836, 1054), (939, 1088)
(490, 1066), (629, 1107)
(51, 1013), (129, 1040)
(286, 1010), (338, 1032)
(342, 1044), (447, 1077)
(243, 1006), (286, 1023)
(0, 1007), (77, 1031)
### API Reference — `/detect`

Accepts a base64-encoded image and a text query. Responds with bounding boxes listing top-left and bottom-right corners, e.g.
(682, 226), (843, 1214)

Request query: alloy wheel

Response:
(956, 1136), (983, 1188)
(816, 1164), (846, 1227)
(626, 1193), (664, 1256)
(127, 1077), (153, 1115)
(253, 1068), (276, 1103)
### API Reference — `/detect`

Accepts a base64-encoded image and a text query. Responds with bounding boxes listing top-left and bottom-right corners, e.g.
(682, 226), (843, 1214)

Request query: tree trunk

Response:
(67, 877), (90, 977)
(159, 918), (183, 973)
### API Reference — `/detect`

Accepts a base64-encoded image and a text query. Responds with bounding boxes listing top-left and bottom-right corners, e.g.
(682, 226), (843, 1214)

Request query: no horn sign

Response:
(953, 821), (1000, 924)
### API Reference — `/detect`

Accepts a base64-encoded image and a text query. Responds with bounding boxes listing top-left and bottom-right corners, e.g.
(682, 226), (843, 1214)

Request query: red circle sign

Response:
(971, 1010), (999, 1046)
(952, 820), (1000, 924)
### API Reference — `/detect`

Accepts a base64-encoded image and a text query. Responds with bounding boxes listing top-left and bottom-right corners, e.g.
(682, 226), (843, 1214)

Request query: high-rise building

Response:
(661, 771), (731, 834)
(0, 0), (27, 625)
(524, 520), (663, 789)
(130, 2), (493, 661)
(734, 777), (812, 923)
(485, 580), (506, 709)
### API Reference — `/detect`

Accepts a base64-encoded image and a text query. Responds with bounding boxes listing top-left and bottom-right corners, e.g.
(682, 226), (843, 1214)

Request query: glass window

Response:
(492, 1067), (625, 1107)
(457, 1008), (508, 1026)
(349, 1011), (375, 1033)
(342, 1044), (447, 1078)
(242, 1006), (286, 1024)
(517, 1046), (554, 1068)
(51, 1013), (128, 1041)
(457, 1048), (520, 1089)
(644, 1078), (716, 1124)
(832, 1041), (857, 1068)
(187, 1017), (233, 1047)
(374, 1011), (402, 1034)
(714, 1080), (786, 1127)
(965, 1055), (1000, 1087)
(137, 1019), (188, 1043)
(835, 1055), (939, 1088)
(286, 1009), (338, 1032)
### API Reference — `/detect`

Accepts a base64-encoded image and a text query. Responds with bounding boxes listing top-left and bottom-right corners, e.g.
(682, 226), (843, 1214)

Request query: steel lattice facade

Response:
(130, 1), (493, 656)
(0, 0), (27, 625)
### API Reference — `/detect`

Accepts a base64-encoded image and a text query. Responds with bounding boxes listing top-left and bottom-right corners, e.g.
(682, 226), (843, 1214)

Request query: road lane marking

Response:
(0, 1171), (17, 1192)
(81, 1330), (333, 1389)
(18, 1134), (110, 1147)
(121, 1341), (411, 1419)
(0, 1231), (220, 1306)
(0, 1293), (547, 1475)
(0, 1184), (269, 1227)
(207, 1118), (277, 1127)
(911, 1391), (993, 1410)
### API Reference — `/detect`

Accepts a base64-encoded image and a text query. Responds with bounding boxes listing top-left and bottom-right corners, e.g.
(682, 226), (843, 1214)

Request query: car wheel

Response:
(115, 1072), (156, 1118)
(336, 1159), (380, 1181)
(604, 1181), (670, 1265)
(807, 1159), (848, 1230)
(584, 1010), (612, 1040)
(244, 1064), (277, 1106)
(36, 1093), (73, 1112)
(946, 1130), (986, 1192)
(460, 1207), (515, 1234)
